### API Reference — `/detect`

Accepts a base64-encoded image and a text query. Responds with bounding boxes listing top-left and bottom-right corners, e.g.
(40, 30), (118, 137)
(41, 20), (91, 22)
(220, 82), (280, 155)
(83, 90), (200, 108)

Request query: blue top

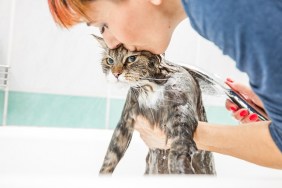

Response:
(181, 0), (282, 152)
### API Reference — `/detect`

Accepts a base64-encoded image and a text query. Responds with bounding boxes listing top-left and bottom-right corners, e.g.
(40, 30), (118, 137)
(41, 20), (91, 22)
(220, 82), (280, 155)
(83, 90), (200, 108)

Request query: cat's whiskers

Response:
(140, 77), (169, 81)
(124, 72), (142, 82)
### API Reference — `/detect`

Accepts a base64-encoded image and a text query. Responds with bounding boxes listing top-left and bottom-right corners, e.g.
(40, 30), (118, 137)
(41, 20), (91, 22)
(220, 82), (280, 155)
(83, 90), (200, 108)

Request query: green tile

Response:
(109, 98), (125, 129)
(7, 91), (106, 128)
(0, 91), (237, 128)
(206, 106), (238, 125)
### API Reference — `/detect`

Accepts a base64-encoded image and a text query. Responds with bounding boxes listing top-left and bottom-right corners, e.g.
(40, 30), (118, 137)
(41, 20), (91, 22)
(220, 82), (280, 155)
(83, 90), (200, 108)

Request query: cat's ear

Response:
(157, 54), (163, 62)
(92, 34), (108, 49)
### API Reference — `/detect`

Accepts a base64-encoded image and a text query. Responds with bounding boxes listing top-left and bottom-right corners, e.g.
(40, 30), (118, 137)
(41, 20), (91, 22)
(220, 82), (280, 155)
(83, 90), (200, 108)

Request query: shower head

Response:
(182, 64), (269, 121)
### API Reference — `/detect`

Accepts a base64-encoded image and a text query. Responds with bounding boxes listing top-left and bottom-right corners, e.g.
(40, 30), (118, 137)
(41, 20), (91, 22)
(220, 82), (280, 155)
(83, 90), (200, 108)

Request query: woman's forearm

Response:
(194, 121), (282, 169)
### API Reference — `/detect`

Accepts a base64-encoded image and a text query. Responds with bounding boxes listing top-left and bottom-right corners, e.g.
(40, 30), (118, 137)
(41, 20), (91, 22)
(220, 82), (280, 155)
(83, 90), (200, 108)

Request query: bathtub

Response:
(0, 126), (281, 188)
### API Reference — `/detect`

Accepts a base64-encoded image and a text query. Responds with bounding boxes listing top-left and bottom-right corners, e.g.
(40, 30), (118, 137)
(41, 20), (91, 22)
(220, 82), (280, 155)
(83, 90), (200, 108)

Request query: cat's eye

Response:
(107, 58), (114, 65)
(127, 56), (137, 63)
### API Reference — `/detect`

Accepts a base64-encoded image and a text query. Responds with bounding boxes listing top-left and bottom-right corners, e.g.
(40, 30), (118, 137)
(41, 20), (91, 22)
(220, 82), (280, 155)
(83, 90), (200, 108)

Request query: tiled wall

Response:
(0, 91), (237, 128)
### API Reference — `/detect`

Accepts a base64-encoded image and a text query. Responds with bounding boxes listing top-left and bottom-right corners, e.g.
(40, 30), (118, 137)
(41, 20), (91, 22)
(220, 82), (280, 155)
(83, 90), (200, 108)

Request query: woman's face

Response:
(85, 0), (182, 54)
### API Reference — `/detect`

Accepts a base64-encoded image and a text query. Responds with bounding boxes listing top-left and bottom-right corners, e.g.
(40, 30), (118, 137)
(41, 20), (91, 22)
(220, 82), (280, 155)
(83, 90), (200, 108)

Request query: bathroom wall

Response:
(0, 0), (13, 66)
(0, 0), (249, 127)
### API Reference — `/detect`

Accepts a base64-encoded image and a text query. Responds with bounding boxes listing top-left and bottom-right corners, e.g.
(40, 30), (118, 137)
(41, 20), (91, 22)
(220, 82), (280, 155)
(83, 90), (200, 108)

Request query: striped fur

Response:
(95, 36), (216, 175)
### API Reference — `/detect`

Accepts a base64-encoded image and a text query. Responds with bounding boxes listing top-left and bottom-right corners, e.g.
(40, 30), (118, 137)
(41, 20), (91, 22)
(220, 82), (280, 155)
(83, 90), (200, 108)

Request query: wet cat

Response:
(94, 35), (216, 175)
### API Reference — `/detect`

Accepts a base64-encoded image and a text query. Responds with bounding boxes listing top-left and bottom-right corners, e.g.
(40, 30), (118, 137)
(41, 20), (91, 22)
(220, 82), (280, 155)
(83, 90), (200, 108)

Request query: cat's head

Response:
(93, 35), (162, 86)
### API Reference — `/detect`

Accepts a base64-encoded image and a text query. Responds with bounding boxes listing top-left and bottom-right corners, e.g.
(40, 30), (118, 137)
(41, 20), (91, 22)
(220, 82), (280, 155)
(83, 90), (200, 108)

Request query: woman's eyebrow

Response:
(86, 21), (98, 27)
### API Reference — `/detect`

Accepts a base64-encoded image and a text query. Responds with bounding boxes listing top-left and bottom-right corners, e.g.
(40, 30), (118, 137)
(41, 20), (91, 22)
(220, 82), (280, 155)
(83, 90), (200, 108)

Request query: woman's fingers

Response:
(225, 78), (264, 108)
(224, 78), (264, 124)
(232, 108), (249, 121)
(135, 116), (170, 149)
(226, 98), (260, 123)
(225, 98), (238, 112)
(242, 113), (259, 123)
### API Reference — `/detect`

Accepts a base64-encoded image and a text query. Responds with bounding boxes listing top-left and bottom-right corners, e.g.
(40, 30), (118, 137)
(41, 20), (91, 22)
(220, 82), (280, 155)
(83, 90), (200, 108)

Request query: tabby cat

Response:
(94, 35), (216, 175)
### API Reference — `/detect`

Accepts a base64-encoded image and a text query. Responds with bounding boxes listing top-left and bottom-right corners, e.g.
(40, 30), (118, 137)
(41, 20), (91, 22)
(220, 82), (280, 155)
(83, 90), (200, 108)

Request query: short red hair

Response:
(48, 0), (92, 28)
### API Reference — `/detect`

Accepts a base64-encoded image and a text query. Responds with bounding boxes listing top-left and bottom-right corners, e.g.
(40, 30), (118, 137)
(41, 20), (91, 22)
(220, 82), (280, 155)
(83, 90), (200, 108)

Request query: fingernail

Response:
(249, 114), (258, 121)
(230, 106), (237, 112)
(240, 110), (248, 117)
(226, 78), (234, 83)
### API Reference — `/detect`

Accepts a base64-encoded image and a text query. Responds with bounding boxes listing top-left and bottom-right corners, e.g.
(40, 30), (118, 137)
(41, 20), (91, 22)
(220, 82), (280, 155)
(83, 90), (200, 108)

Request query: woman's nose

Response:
(102, 31), (121, 49)
(124, 45), (136, 52)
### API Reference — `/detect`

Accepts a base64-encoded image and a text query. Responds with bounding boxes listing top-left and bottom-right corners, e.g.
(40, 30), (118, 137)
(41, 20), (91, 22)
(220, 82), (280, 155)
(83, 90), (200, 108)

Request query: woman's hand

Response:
(134, 78), (266, 149)
(225, 78), (265, 123)
(134, 116), (171, 149)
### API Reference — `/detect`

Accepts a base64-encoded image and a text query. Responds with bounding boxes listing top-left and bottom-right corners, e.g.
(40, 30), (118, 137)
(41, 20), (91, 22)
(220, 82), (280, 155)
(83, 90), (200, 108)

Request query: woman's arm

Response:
(135, 116), (282, 169)
(194, 121), (282, 169)
(135, 79), (282, 169)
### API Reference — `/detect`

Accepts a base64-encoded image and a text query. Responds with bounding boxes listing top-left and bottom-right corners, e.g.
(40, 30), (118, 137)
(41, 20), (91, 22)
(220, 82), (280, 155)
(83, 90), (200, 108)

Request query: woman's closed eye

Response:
(86, 22), (108, 35)
(99, 24), (108, 34)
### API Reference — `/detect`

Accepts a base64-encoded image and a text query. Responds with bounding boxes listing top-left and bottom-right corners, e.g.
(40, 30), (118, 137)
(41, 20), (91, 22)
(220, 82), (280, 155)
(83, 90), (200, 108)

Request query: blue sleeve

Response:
(182, 0), (282, 152)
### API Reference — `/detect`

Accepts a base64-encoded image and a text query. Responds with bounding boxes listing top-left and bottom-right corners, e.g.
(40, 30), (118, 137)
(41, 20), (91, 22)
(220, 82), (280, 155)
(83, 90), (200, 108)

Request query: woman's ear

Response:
(149, 0), (162, 6)
(91, 34), (108, 49)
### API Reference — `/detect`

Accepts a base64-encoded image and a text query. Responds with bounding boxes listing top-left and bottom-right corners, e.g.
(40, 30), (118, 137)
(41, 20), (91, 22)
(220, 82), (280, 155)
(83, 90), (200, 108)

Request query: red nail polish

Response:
(230, 106), (237, 112)
(249, 114), (258, 121)
(240, 110), (248, 117)
(226, 78), (234, 83)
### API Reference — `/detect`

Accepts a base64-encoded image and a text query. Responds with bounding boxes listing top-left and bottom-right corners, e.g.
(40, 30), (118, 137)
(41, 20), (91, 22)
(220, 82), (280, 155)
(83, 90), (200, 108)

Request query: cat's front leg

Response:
(99, 89), (138, 175)
(99, 120), (134, 174)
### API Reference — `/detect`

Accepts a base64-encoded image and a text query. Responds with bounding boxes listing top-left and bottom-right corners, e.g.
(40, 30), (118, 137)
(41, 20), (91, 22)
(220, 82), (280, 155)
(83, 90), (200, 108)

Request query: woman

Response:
(48, 0), (282, 168)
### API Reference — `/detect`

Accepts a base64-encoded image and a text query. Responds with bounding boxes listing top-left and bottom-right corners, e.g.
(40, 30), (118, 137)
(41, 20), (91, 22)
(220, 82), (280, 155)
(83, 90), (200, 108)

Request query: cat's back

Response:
(161, 61), (201, 101)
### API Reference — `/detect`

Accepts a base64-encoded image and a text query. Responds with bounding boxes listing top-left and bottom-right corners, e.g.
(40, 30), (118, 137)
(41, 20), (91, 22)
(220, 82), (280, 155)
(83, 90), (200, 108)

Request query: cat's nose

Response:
(113, 73), (121, 78)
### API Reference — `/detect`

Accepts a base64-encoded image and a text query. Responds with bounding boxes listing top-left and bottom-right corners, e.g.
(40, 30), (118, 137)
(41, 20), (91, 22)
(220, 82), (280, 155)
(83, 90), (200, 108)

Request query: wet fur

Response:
(95, 36), (216, 175)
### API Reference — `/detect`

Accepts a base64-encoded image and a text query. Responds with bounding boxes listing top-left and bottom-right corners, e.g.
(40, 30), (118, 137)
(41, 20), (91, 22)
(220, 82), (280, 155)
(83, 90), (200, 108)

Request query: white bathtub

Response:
(0, 126), (281, 188)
